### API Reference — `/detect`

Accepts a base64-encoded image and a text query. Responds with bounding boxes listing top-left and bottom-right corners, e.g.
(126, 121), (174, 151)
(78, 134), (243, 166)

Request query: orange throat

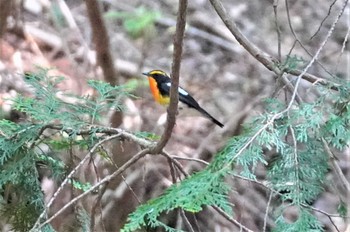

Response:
(148, 77), (169, 105)
(148, 77), (159, 100)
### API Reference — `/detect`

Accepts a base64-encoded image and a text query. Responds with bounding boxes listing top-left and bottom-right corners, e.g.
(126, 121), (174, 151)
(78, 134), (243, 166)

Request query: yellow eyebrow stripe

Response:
(149, 70), (167, 76)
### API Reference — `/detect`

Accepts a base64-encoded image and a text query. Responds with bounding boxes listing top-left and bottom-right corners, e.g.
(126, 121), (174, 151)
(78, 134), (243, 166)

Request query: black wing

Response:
(160, 83), (224, 128)
(160, 82), (200, 108)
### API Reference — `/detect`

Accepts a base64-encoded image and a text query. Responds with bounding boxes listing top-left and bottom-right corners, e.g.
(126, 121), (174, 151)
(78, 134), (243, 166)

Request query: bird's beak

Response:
(142, 72), (148, 76)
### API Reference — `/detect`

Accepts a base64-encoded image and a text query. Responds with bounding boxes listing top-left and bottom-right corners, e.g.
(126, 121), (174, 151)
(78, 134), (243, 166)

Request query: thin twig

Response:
(172, 150), (346, 230)
(322, 139), (350, 193)
(302, 204), (342, 232)
(169, 155), (258, 231)
(283, 0), (348, 112)
(180, 210), (195, 232)
(212, 206), (254, 232)
(34, 148), (151, 230)
(263, 191), (273, 232)
(166, 158), (187, 231)
(90, 183), (108, 231)
(208, 0), (340, 90)
(273, 0), (282, 61)
(166, 154), (178, 183)
(172, 149), (279, 195)
(151, 0), (188, 154)
(89, 154), (103, 231)
(171, 155), (209, 166)
(102, 143), (143, 204)
(31, 133), (122, 230)
(303, 203), (350, 218)
(310, 0), (338, 40)
(335, 24), (350, 73)
(166, 154), (253, 231)
(271, 1), (302, 104)
(162, 152), (189, 177)
(41, 124), (155, 148)
(289, 125), (301, 203)
(284, 0), (338, 79)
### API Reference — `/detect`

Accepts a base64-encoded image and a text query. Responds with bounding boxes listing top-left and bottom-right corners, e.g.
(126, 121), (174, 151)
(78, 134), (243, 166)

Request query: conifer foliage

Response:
(0, 69), (128, 231)
(123, 80), (349, 230)
(0, 68), (348, 231)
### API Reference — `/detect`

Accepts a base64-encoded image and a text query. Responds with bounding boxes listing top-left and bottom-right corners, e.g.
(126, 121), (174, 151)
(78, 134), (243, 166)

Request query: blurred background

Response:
(0, 0), (349, 231)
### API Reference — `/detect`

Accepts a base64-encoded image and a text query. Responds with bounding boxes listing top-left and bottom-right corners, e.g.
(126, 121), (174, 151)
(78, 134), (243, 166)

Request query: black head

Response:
(142, 70), (171, 83)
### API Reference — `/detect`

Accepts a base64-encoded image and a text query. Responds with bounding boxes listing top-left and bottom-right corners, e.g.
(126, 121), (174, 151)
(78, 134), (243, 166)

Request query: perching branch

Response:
(151, 0), (188, 154)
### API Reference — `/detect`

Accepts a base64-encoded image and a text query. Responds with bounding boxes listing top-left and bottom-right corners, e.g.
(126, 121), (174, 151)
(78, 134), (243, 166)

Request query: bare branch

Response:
(284, 0), (335, 78)
(29, 124), (155, 231)
(335, 24), (350, 72)
(171, 155), (209, 166)
(90, 183), (108, 231)
(31, 133), (122, 230)
(180, 210), (195, 232)
(212, 206), (254, 232)
(263, 191), (273, 232)
(151, 0), (188, 154)
(303, 203), (350, 218)
(209, 0), (278, 72)
(322, 139), (350, 193)
(283, 0), (348, 112)
(208, 0), (341, 89)
(34, 148), (151, 230)
(310, 0), (338, 40)
(303, 204), (342, 232)
(273, 0), (282, 61)
(162, 152), (189, 177)
(41, 124), (156, 148)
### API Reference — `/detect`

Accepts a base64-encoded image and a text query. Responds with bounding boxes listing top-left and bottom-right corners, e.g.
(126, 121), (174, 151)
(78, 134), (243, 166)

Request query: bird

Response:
(142, 70), (224, 128)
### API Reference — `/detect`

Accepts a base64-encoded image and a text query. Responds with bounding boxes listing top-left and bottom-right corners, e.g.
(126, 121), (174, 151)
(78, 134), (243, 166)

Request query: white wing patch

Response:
(178, 87), (189, 96)
(166, 83), (189, 96)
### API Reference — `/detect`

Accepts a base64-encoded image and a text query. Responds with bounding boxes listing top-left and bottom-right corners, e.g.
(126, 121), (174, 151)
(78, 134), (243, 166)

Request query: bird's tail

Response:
(197, 107), (224, 128)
